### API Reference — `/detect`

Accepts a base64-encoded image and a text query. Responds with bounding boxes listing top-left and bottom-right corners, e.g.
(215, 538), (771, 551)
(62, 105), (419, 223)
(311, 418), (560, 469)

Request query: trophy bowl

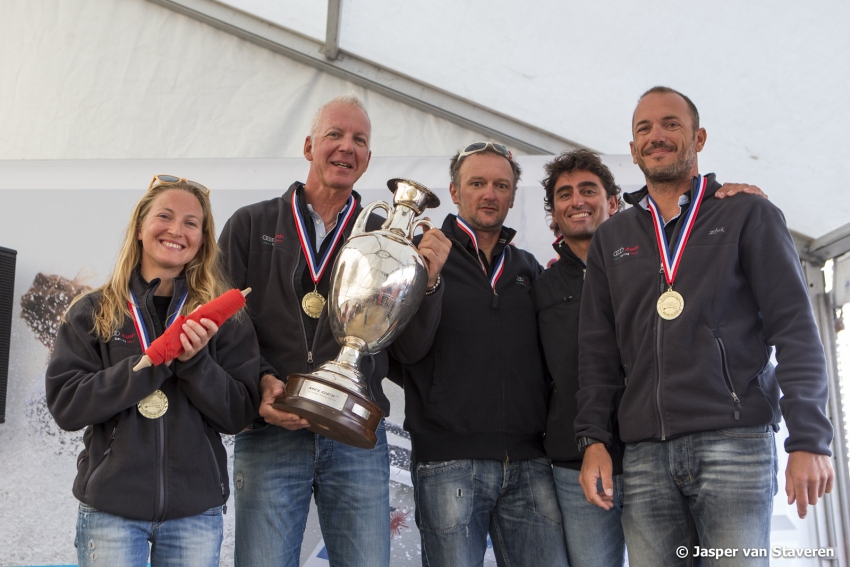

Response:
(273, 179), (440, 448)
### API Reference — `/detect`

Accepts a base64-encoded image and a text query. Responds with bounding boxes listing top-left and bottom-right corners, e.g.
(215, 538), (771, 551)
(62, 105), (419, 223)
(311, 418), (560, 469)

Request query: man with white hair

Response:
(219, 94), (449, 566)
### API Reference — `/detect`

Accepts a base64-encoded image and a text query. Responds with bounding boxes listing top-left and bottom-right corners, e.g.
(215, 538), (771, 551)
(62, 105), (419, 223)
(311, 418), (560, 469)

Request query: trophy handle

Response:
(351, 201), (392, 236)
(410, 218), (436, 239)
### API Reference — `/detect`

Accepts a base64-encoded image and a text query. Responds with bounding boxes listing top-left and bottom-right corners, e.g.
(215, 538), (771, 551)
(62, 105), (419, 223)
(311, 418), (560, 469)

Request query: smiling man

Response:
(391, 142), (568, 566)
(534, 149), (627, 567)
(218, 94), (447, 567)
(574, 87), (834, 567)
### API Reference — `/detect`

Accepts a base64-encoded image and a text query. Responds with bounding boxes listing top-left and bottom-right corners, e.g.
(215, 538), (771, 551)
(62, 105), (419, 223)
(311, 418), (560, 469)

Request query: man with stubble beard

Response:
(574, 87), (834, 566)
(391, 142), (569, 566)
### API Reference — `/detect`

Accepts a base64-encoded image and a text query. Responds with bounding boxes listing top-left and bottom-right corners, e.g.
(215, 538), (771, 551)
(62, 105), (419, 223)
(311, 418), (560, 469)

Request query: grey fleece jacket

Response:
(575, 174), (833, 456)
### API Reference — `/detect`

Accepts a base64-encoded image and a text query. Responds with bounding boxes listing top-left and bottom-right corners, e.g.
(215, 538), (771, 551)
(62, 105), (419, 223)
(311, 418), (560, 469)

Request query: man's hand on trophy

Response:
(259, 374), (311, 430)
(417, 224), (452, 287)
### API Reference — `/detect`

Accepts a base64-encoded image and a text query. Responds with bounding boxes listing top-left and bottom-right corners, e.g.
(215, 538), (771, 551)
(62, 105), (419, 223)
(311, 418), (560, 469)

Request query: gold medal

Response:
(138, 390), (168, 419)
(302, 290), (326, 319)
(657, 289), (684, 320)
(647, 176), (708, 323)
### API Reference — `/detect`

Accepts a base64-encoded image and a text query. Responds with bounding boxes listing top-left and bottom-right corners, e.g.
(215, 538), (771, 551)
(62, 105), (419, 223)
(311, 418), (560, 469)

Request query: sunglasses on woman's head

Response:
(148, 174), (210, 195)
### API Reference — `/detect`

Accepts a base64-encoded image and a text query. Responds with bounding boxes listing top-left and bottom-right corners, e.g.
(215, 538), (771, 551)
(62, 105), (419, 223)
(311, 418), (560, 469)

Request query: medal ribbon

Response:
(646, 175), (708, 287)
(292, 193), (356, 284)
(128, 289), (188, 353)
(456, 216), (506, 292)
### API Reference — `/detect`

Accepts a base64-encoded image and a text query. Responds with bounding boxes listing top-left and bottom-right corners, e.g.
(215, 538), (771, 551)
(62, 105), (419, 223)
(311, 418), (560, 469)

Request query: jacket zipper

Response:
(450, 236), (508, 453)
(144, 287), (169, 522)
(655, 264), (666, 440)
(449, 237), (500, 308)
(712, 330), (742, 419)
(84, 426), (117, 496)
(651, 198), (693, 441)
(496, 288), (507, 457)
(291, 258), (314, 370)
(155, 414), (166, 520)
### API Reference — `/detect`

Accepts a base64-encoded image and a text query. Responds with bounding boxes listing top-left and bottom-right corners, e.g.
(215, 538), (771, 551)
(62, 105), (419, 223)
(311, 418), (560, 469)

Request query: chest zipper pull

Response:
(491, 291), (499, 309)
(307, 351), (313, 364)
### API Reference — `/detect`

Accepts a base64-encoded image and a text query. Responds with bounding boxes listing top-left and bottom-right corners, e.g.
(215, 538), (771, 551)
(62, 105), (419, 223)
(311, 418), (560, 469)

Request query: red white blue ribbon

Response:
(646, 175), (707, 286)
(128, 289), (188, 353)
(292, 192), (356, 285)
(456, 216), (506, 292)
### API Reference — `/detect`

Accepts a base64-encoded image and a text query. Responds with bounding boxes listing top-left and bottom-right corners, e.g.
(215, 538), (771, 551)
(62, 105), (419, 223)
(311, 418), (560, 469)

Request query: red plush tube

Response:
(133, 288), (248, 371)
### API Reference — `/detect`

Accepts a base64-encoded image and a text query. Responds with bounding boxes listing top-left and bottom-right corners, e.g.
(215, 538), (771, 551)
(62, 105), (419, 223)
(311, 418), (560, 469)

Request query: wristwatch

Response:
(577, 436), (604, 455)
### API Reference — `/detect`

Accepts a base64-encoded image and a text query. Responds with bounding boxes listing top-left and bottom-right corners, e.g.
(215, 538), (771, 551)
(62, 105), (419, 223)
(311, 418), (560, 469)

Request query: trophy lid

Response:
(387, 178), (440, 213)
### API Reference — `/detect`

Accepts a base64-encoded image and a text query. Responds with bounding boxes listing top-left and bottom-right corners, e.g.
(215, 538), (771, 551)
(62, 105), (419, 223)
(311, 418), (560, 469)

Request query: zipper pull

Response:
(103, 427), (117, 456)
(307, 351), (313, 364)
(491, 291), (499, 309)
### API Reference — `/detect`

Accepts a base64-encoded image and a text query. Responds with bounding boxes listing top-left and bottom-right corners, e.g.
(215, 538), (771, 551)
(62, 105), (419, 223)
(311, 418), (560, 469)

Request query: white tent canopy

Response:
(3, 0), (849, 240)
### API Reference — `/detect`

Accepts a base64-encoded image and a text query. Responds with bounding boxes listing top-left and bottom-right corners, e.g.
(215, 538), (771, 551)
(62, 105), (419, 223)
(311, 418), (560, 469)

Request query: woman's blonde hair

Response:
(87, 179), (229, 340)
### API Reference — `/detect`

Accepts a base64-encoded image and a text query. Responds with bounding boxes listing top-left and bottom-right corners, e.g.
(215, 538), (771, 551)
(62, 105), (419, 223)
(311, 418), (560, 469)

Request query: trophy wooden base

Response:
(272, 374), (383, 449)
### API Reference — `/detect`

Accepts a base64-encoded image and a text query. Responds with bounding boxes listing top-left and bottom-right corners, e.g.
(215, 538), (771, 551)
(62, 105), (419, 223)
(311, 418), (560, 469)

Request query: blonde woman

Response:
(46, 176), (261, 567)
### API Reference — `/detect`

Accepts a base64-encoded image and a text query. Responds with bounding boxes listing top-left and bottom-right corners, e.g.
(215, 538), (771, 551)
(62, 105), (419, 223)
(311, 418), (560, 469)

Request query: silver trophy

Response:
(273, 178), (440, 448)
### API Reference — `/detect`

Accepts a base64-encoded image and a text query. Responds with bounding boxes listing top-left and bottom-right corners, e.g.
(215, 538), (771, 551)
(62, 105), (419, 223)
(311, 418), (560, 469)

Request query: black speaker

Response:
(0, 246), (17, 424)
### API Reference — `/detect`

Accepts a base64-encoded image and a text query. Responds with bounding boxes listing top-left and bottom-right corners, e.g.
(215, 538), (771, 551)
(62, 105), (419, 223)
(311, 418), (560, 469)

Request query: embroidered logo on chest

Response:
(112, 330), (137, 344)
(262, 233), (285, 246)
(613, 245), (639, 260)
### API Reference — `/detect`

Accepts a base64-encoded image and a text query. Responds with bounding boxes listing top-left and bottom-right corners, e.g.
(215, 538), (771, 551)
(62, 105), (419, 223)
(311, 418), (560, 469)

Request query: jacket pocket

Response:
(77, 450), (88, 470)
(712, 329), (742, 419)
(426, 351), (443, 405)
(84, 425), (117, 496)
(237, 417), (272, 436)
(536, 294), (574, 312)
(203, 428), (226, 503)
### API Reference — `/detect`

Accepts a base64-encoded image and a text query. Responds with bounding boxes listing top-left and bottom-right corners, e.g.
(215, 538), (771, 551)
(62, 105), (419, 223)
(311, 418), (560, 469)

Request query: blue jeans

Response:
(233, 420), (390, 567)
(412, 457), (568, 567)
(75, 503), (222, 567)
(622, 426), (777, 567)
(553, 466), (625, 567)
